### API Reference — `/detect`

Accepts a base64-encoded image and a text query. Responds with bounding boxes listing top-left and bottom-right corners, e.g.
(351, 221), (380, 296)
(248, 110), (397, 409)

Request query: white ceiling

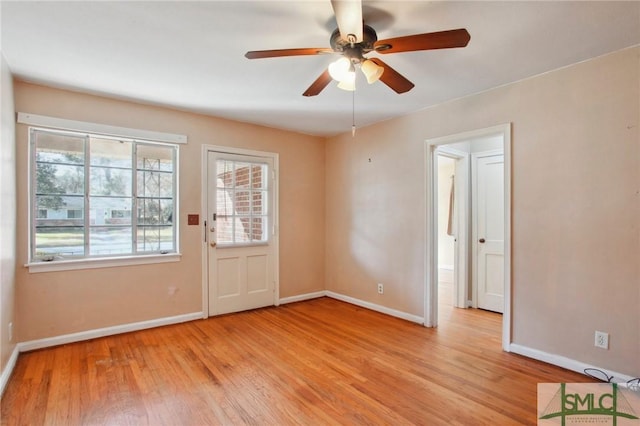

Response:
(2, 1), (639, 137)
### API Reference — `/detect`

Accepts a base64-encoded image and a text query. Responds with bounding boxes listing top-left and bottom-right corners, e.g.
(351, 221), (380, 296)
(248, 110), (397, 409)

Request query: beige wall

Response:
(0, 53), (17, 381)
(326, 47), (639, 376)
(14, 82), (325, 342)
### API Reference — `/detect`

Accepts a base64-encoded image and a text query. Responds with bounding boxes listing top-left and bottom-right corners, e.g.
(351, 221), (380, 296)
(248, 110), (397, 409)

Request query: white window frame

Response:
(19, 113), (186, 273)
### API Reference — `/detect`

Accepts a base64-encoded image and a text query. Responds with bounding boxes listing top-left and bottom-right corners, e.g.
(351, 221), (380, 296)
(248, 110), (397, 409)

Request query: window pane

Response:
(137, 226), (173, 252)
(216, 215), (235, 244)
(36, 163), (85, 196)
(90, 197), (132, 226)
(251, 217), (267, 242)
(252, 191), (266, 215)
(89, 226), (132, 256)
(216, 160), (234, 189)
(137, 170), (172, 198)
(36, 195), (83, 225)
(34, 226), (84, 257)
(252, 164), (266, 189)
(137, 198), (172, 225)
(235, 191), (250, 216)
(214, 158), (269, 246)
(90, 138), (132, 167)
(31, 128), (178, 262)
(235, 163), (251, 188)
(137, 144), (173, 172)
(235, 218), (250, 242)
(91, 167), (132, 196)
(67, 209), (83, 219)
(35, 131), (84, 164)
(216, 187), (234, 218)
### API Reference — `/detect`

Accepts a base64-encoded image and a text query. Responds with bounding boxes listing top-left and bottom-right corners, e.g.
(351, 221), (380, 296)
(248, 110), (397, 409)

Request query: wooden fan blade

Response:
(331, 0), (363, 42)
(369, 58), (414, 94)
(245, 48), (333, 59)
(303, 69), (332, 97)
(375, 28), (470, 54)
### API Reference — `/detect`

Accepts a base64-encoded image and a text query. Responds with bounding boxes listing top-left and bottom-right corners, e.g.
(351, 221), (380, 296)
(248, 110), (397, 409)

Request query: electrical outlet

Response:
(595, 331), (609, 349)
(377, 283), (384, 294)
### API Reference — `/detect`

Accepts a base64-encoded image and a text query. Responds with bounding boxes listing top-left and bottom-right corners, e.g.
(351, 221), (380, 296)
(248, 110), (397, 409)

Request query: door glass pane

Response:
(235, 162), (251, 188)
(215, 158), (269, 245)
(251, 164), (266, 189)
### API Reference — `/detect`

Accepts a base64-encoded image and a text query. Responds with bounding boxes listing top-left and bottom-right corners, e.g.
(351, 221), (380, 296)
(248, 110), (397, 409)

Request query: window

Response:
(67, 209), (83, 219)
(30, 128), (178, 262)
(216, 159), (268, 245)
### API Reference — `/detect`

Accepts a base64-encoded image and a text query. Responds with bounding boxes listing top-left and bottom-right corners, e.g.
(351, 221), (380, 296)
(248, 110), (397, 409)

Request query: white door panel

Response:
(475, 154), (504, 313)
(207, 151), (277, 316)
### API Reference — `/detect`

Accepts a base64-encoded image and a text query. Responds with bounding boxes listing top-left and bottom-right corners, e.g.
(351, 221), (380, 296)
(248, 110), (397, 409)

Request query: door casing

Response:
(425, 123), (512, 352)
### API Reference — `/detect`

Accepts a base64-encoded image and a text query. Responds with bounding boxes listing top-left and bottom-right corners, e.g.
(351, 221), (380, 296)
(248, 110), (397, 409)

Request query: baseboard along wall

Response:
(2, 292), (632, 399)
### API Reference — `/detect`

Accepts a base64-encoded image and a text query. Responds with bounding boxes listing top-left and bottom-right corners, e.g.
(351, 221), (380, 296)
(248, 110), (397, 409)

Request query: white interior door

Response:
(207, 151), (277, 316)
(474, 153), (504, 313)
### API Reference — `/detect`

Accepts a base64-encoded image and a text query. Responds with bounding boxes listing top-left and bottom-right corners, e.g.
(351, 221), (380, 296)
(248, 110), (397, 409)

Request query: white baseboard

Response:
(18, 311), (203, 352)
(325, 291), (424, 324)
(279, 291), (326, 305)
(0, 345), (20, 398)
(509, 343), (636, 383)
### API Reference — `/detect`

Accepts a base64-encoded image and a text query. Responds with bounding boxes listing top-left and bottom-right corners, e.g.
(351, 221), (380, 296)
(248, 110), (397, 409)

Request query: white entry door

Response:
(474, 153), (504, 313)
(207, 151), (277, 316)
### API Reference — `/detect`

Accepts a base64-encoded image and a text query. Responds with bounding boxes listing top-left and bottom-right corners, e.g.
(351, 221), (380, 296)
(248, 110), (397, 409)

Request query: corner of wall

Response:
(0, 52), (18, 395)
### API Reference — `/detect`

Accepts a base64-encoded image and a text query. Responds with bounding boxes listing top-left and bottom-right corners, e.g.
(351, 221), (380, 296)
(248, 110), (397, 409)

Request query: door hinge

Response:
(204, 220), (207, 242)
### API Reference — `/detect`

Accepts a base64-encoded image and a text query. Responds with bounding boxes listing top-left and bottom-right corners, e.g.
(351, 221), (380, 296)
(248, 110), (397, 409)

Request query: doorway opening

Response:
(426, 124), (512, 351)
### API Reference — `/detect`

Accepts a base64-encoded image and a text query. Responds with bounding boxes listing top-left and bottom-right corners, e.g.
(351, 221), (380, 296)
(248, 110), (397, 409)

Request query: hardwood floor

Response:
(1, 297), (589, 425)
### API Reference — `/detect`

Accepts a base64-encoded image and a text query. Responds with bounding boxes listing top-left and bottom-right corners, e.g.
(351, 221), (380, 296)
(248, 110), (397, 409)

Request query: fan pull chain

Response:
(351, 86), (356, 137)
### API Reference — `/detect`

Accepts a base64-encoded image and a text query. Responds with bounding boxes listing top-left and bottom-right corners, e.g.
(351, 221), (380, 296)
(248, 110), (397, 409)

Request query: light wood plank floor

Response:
(1, 297), (589, 425)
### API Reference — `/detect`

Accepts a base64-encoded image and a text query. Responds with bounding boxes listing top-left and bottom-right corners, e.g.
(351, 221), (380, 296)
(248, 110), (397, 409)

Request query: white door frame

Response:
(200, 144), (280, 318)
(435, 147), (470, 309)
(425, 123), (512, 352)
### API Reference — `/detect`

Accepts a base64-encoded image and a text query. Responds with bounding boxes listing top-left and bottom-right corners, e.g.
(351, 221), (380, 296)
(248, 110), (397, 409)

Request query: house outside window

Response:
(30, 127), (178, 262)
(67, 209), (83, 219)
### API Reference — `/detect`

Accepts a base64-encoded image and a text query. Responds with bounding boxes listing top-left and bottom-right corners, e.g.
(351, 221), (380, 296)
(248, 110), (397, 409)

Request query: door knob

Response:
(210, 242), (217, 248)
(479, 238), (486, 243)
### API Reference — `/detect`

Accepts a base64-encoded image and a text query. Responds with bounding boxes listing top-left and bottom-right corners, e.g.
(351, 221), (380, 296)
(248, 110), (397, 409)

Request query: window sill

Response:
(26, 253), (182, 273)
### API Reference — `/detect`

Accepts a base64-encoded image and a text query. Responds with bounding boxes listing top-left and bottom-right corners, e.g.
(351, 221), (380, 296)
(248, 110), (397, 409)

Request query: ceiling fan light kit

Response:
(328, 57), (353, 81)
(245, 0), (470, 97)
(337, 78), (356, 92)
(361, 59), (384, 84)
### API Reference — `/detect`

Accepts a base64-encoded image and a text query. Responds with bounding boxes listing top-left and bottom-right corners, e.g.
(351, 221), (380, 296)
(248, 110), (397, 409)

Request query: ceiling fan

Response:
(245, 0), (470, 97)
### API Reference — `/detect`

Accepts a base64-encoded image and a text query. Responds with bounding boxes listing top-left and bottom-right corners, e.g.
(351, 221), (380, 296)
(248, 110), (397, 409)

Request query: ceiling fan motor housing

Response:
(330, 24), (378, 62)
